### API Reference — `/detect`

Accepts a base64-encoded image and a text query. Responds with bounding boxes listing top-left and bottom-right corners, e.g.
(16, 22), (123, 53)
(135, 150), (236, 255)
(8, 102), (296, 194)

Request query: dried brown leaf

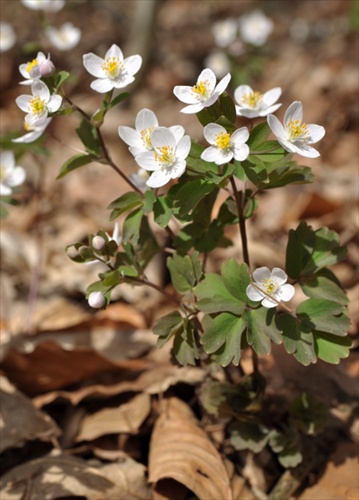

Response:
(149, 397), (232, 500)
(0, 376), (60, 453)
(76, 393), (151, 442)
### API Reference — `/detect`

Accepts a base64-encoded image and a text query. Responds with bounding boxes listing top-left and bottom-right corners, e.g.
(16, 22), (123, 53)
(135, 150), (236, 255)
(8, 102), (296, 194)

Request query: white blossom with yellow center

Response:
(118, 108), (185, 158)
(12, 116), (52, 144)
(0, 151), (26, 196)
(83, 44), (142, 93)
(267, 101), (325, 158)
(246, 267), (295, 308)
(16, 80), (62, 125)
(45, 23), (81, 51)
(173, 68), (231, 114)
(135, 127), (191, 188)
(201, 123), (250, 165)
(234, 84), (282, 118)
(19, 52), (54, 85)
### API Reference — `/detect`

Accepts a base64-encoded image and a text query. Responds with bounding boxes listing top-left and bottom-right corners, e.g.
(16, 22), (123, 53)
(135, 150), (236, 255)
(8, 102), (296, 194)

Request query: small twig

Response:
(230, 175), (250, 266)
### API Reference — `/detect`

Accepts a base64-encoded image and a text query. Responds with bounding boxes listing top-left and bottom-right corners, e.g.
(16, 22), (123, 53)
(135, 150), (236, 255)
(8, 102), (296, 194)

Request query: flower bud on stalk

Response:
(88, 291), (106, 309)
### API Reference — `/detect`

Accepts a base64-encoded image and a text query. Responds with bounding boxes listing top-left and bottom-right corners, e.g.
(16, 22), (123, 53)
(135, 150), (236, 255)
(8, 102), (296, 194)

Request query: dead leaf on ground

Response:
(75, 392), (151, 442)
(148, 397), (233, 500)
(0, 451), (153, 500)
(0, 376), (60, 453)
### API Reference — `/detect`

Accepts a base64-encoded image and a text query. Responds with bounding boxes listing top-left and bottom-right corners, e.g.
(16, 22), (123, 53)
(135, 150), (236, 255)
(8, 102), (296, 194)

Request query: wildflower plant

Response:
(2, 2), (354, 474)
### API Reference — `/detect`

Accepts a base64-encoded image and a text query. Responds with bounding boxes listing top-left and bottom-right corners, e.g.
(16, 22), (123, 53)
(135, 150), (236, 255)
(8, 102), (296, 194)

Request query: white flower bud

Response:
(39, 57), (55, 77)
(66, 246), (79, 259)
(92, 235), (106, 251)
(88, 291), (106, 309)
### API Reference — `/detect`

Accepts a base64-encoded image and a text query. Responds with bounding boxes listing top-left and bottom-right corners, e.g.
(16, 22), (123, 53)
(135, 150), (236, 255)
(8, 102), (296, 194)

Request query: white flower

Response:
(0, 22), (16, 52)
(88, 291), (106, 309)
(246, 267), (295, 308)
(239, 10), (273, 47)
(267, 101), (325, 158)
(83, 44), (142, 93)
(19, 52), (55, 85)
(135, 127), (191, 188)
(45, 23), (81, 51)
(173, 68), (231, 114)
(21, 0), (65, 12)
(201, 123), (250, 165)
(204, 51), (230, 79)
(0, 151), (26, 196)
(12, 117), (52, 144)
(234, 85), (282, 118)
(212, 18), (238, 48)
(15, 80), (62, 125)
(119, 108), (184, 157)
(129, 168), (150, 192)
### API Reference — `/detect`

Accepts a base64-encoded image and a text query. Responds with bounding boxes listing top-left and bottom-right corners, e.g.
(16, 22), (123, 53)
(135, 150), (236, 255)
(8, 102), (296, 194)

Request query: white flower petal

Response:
(33, 80), (50, 101)
(90, 78), (114, 93)
(271, 267), (288, 285)
(47, 94), (62, 112)
(170, 160), (186, 179)
(173, 85), (197, 104)
(118, 126), (140, 148)
(246, 284), (264, 302)
(1, 151), (15, 168)
(253, 266), (271, 282)
(284, 101), (303, 126)
(261, 296), (278, 308)
(15, 95), (31, 113)
(151, 127), (176, 149)
(176, 135), (191, 161)
(83, 53), (105, 78)
(233, 143), (249, 162)
(262, 87), (282, 106)
(234, 84), (253, 104)
(169, 125), (185, 142)
(267, 114), (286, 141)
(231, 126), (249, 144)
(7, 166), (26, 187)
(214, 72), (231, 95)
(258, 103), (282, 116)
(180, 103), (205, 114)
(198, 68), (216, 93)
(203, 123), (226, 144)
(135, 151), (159, 171)
(106, 44), (123, 60)
(136, 108), (158, 131)
(277, 137), (297, 154)
(306, 124), (325, 144)
(113, 75), (135, 89)
(277, 284), (295, 302)
(146, 169), (171, 188)
(291, 143), (320, 158)
(0, 184), (12, 196)
(123, 55), (142, 76)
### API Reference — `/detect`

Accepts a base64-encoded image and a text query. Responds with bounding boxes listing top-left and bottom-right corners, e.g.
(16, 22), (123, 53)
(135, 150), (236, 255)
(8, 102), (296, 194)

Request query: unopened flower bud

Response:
(66, 246), (79, 259)
(92, 235), (106, 251)
(39, 56), (55, 77)
(88, 291), (106, 309)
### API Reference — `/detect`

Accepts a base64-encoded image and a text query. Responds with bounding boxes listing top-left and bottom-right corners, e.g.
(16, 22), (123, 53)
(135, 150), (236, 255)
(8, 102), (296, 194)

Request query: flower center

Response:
(26, 58), (39, 75)
(29, 96), (46, 116)
(215, 131), (231, 150)
(101, 57), (123, 79)
(140, 127), (155, 149)
(241, 91), (263, 109)
(193, 80), (210, 100)
(262, 278), (278, 295)
(287, 119), (310, 142)
(154, 146), (175, 167)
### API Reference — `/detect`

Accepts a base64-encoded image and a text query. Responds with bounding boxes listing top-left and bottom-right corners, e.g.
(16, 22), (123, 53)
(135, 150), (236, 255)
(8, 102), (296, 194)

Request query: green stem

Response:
(230, 176), (250, 267)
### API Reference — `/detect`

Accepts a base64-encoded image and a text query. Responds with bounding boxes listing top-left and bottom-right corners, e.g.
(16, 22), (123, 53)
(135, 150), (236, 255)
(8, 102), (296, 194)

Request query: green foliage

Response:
(76, 119), (101, 156)
(57, 153), (95, 179)
(167, 251), (202, 294)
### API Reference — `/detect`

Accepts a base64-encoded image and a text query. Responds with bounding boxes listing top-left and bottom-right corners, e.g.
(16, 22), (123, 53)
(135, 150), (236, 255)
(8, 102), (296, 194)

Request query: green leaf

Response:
(264, 164), (315, 189)
(107, 92), (129, 110)
(246, 308), (282, 355)
(297, 299), (350, 336)
(289, 392), (327, 435)
(56, 153), (95, 179)
(173, 179), (216, 217)
(173, 320), (199, 366)
(301, 273), (349, 306)
(269, 431), (303, 468)
(167, 252), (201, 294)
(302, 226), (347, 275)
(221, 260), (251, 302)
(55, 70), (70, 90)
(242, 158), (268, 186)
(278, 313), (317, 366)
(196, 107), (214, 127)
(314, 330), (352, 364)
(200, 313), (246, 366)
(219, 92), (236, 124)
(152, 311), (184, 348)
(76, 119), (101, 156)
(229, 420), (270, 453)
(153, 195), (173, 228)
(247, 122), (271, 149)
(250, 141), (285, 162)
(122, 208), (143, 246)
(143, 189), (156, 214)
(194, 274), (244, 315)
(108, 192), (143, 220)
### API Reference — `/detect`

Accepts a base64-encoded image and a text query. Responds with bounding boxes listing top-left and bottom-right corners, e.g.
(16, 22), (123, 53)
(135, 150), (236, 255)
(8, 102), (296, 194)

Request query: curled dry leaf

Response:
(0, 376), (60, 453)
(149, 397), (232, 500)
(0, 452), (153, 500)
(75, 392), (151, 442)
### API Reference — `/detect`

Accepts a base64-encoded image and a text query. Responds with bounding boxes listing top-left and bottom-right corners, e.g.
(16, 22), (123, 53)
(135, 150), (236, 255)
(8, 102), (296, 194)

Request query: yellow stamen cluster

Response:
(29, 96), (46, 116)
(24, 120), (33, 132)
(154, 146), (175, 167)
(193, 80), (209, 99)
(262, 278), (278, 295)
(215, 131), (231, 150)
(140, 127), (155, 149)
(287, 119), (310, 142)
(241, 91), (263, 109)
(26, 59), (39, 74)
(101, 57), (123, 78)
